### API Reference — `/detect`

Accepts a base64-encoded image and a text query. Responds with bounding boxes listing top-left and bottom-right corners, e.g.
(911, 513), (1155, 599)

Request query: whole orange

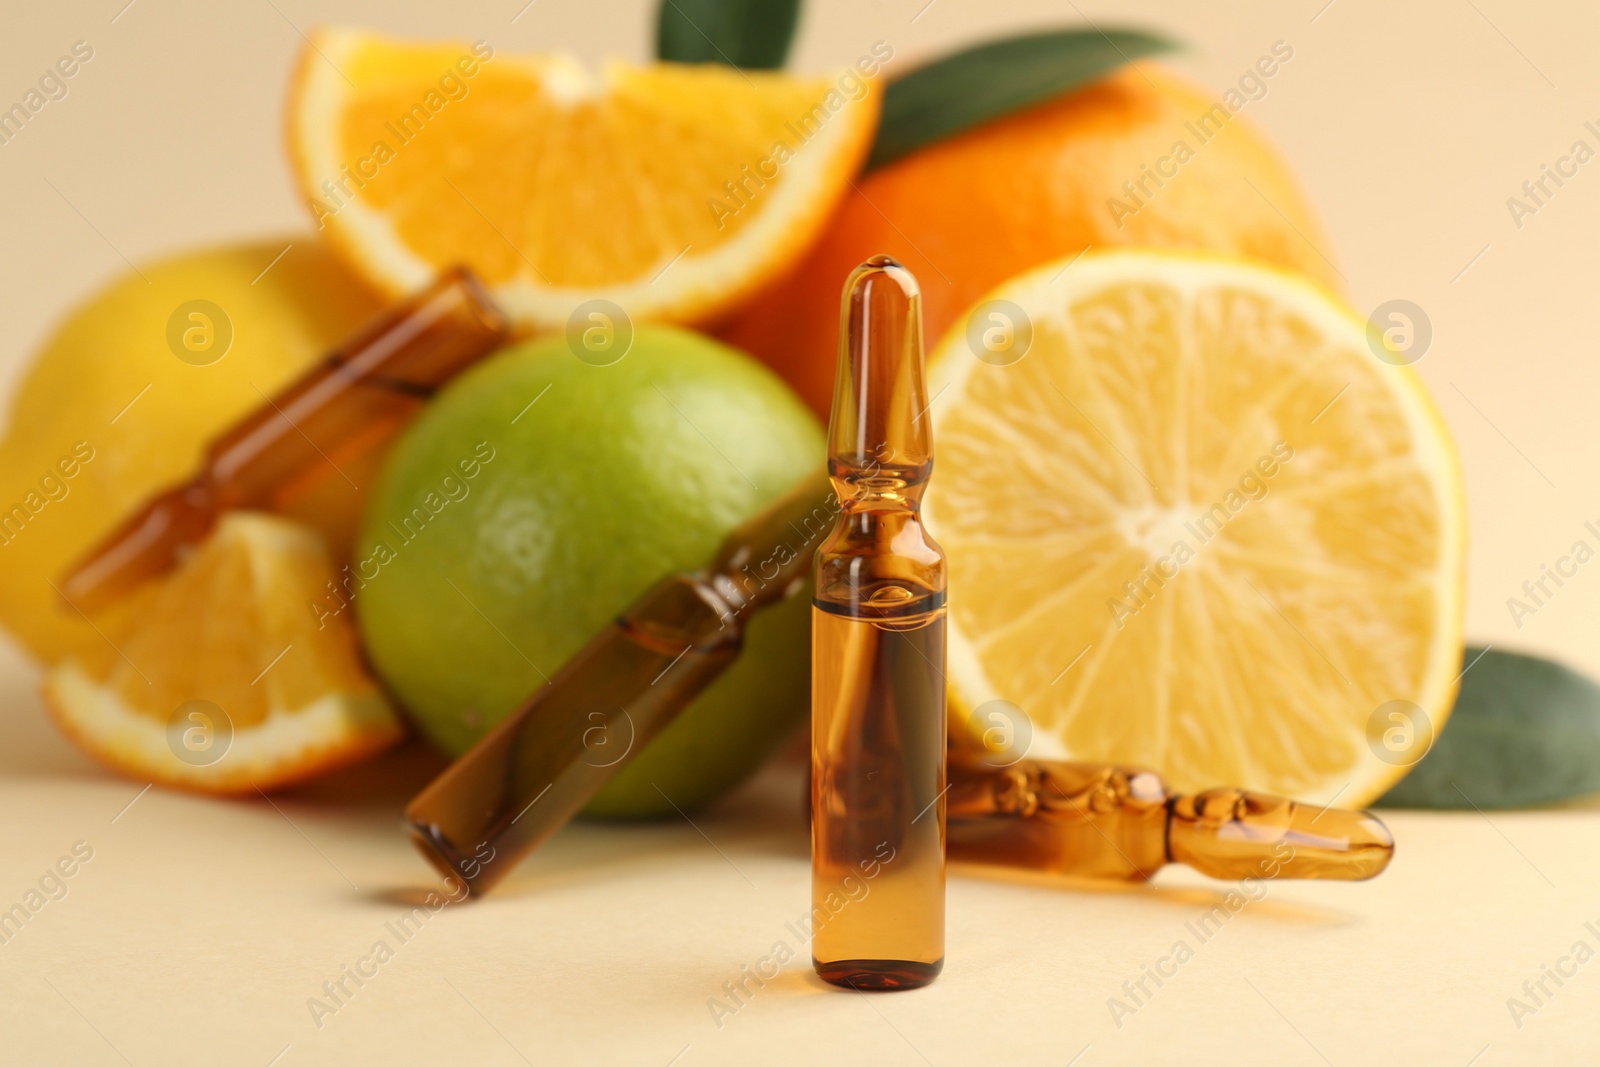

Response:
(719, 64), (1341, 416)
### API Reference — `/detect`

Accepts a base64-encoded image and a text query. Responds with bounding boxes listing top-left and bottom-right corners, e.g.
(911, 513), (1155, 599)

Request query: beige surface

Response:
(3, 0), (1600, 1063)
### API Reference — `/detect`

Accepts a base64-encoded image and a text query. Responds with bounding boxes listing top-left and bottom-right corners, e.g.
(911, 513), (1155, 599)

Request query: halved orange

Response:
(287, 29), (881, 330)
(927, 252), (1464, 805)
(43, 513), (403, 794)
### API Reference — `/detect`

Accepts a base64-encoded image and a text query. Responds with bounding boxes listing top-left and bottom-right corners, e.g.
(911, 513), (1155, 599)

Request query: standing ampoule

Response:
(811, 255), (947, 990)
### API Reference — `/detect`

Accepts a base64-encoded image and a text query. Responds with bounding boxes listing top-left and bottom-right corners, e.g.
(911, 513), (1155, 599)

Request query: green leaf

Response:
(656, 0), (801, 70)
(867, 28), (1177, 171)
(1376, 648), (1600, 809)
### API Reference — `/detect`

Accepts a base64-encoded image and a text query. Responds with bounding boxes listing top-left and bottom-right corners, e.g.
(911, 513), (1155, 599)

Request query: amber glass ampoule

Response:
(405, 470), (833, 897)
(812, 256), (946, 991)
(947, 755), (1394, 881)
(61, 267), (507, 610)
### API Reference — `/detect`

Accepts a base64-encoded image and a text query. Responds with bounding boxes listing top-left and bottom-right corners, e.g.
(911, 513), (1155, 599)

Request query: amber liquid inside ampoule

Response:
(812, 586), (946, 989)
(405, 471), (833, 898)
(61, 267), (507, 610)
(945, 756), (1395, 883)
(812, 254), (945, 990)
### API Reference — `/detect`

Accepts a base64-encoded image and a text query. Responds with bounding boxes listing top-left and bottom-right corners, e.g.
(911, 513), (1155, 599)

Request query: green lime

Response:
(356, 325), (822, 816)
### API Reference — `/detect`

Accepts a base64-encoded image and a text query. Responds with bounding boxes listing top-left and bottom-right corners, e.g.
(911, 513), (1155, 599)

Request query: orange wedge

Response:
(43, 513), (403, 794)
(287, 29), (881, 330)
(927, 252), (1465, 806)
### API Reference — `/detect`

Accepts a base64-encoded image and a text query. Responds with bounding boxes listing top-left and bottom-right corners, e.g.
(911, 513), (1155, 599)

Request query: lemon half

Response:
(926, 252), (1464, 805)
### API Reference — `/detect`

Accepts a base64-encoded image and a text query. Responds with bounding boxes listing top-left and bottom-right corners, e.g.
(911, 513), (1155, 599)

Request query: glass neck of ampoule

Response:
(828, 255), (932, 512)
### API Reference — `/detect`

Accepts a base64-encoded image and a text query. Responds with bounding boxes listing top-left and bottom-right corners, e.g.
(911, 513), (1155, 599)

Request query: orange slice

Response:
(43, 513), (403, 794)
(287, 29), (881, 330)
(927, 251), (1465, 805)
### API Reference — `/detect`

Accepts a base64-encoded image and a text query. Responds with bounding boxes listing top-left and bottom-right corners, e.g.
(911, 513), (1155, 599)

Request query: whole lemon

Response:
(356, 326), (822, 817)
(0, 240), (381, 662)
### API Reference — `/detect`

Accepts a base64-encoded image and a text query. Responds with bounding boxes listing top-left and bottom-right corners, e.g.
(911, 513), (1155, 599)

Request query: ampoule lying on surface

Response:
(60, 267), (507, 610)
(404, 468), (830, 897)
(947, 754), (1393, 881)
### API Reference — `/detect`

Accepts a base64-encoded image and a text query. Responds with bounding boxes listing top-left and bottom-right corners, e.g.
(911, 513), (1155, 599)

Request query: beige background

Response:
(3, 0), (1599, 1064)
